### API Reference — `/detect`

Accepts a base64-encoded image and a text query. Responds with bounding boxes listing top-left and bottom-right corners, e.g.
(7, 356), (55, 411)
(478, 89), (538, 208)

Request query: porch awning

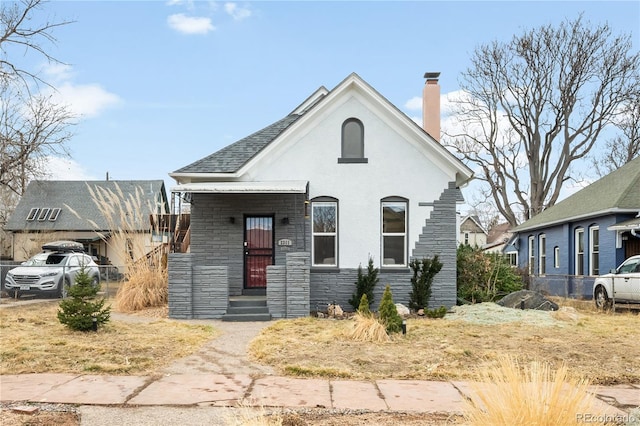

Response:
(171, 180), (308, 194)
(608, 216), (640, 231)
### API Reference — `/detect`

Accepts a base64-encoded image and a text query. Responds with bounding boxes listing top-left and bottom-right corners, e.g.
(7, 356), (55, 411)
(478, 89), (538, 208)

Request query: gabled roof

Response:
(514, 156), (640, 232)
(170, 72), (473, 187)
(5, 180), (167, 232)
(460, 215), (486, 234)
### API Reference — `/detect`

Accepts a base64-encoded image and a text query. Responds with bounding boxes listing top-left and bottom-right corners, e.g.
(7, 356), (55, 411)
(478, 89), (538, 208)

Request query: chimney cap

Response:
(424, 72), (441, 80)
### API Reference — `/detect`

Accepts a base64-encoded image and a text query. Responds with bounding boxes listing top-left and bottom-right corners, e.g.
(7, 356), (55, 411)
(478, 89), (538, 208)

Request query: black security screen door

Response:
(244, 216), (274, 289)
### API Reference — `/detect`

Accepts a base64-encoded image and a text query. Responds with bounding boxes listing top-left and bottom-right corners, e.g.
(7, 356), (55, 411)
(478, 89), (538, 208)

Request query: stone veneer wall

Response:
(168, 253), (229, 319)
(267, 252), (310, 318)
(168, 253), (192, 319)
(411, 182), (460, 309)
(190, 193), (307, 296)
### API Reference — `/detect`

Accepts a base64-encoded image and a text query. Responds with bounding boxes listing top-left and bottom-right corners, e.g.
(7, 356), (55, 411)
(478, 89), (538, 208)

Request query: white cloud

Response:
(224, 2), (251, 21)
(404, 96), (421, 111)
(43, 63), (75, 83)
(167, 13), (215, 34)
(42, 156), (96, 181)
(52, 83), (121, 118)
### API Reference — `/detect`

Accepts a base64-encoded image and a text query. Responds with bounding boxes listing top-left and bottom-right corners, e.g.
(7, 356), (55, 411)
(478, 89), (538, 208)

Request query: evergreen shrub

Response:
(57, 268), (111, 331)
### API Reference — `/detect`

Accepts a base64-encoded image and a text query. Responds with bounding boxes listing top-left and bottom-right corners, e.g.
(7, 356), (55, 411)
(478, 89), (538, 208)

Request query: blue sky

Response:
(23, 0), (640, 207)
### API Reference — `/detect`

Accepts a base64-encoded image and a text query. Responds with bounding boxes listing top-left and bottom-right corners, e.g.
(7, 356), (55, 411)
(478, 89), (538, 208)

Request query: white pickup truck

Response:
(593, 255), (640, 309)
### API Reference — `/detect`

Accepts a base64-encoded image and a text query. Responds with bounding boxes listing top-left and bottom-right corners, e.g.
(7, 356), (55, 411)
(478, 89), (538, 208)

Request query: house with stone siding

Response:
(167, 72), (473, 320)
(507, 156), (640, 299)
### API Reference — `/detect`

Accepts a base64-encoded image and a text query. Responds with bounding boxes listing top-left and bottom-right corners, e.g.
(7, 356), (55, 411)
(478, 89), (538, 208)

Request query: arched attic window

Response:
(338, 118), (368, 163)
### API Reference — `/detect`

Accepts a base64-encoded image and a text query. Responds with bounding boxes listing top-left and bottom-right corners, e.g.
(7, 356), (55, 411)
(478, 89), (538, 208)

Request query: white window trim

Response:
(311, 201), (338, 267)
(575, 228), (584, 276)
(554, 246), (560, 269)
(26, 208), (39, 221)
(528, 235), (535, 275)
(590, 226), (600, 276)
(381, 201), (407, 267)
(538, 234), (546, 275)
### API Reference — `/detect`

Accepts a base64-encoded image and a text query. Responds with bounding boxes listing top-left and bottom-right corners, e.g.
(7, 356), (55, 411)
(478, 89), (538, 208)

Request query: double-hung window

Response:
(590, 226), (599, 276)
(312, 200), (338, 266)
(575, 228), (584, 275)
(538, 234), (546, 275)
(381, 200), (407, 266)
(528, 236), (535, 275)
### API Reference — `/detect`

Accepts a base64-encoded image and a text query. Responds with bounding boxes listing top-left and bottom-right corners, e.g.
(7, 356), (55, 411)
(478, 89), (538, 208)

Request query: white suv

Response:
(4, 243), (100, 298)
(593, 255), (640, 309)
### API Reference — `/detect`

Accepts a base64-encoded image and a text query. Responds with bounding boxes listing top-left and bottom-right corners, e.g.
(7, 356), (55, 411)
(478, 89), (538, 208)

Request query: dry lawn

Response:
(0, 300), (216, 375)
(249, 300), (640, 385)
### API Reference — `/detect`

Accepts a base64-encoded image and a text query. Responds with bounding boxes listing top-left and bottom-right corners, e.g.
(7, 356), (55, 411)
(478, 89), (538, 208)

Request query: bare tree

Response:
(1, 0), (72, 90)
(590, 87), (640, 177)
(0, 0), (74, 200)
(0, 84), (74, 196)
(443, 17), (640, 227)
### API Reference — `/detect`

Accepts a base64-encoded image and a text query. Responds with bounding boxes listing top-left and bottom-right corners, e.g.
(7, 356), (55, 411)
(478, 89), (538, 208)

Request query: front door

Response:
(244, 216), (274, 289)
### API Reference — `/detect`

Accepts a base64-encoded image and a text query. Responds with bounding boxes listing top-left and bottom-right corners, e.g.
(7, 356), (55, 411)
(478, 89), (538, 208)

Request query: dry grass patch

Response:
(0, 301), (216, 375)
(249, 303), (640, 384)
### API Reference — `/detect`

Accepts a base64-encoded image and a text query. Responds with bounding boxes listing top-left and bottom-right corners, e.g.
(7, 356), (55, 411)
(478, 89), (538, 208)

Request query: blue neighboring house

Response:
(506, 156), (640, 299)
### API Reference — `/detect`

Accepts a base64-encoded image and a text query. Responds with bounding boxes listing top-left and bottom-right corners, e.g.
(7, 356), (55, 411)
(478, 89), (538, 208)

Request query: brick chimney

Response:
(422, 72), (441, 142)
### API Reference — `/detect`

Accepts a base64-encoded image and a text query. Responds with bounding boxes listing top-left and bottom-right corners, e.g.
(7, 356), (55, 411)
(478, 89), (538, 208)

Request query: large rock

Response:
(497, 290), (559, 311)
(395, 303), (410, 317)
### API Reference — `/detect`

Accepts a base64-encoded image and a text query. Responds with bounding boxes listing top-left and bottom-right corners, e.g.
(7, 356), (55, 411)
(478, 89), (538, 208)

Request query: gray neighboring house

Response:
(4, 180), (169, 267)
(506, 156), (640, 298)
(168, 72), (473, 320)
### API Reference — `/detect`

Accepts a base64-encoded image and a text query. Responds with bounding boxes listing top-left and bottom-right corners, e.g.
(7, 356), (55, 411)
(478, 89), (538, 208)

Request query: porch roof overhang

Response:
(607, 216), (640, 232)
(170, 180), (309, 194)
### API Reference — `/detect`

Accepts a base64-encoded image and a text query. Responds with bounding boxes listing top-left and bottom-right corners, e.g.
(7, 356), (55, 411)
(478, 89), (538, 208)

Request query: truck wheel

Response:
(594, 286), (611, 310)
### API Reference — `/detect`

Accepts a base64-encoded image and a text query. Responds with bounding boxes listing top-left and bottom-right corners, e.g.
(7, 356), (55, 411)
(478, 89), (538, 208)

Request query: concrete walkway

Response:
(1, 373), (638, 423)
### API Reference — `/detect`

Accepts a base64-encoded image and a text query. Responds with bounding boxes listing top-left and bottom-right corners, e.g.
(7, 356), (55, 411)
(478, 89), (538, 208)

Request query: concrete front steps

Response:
(222, 296), (271, 322)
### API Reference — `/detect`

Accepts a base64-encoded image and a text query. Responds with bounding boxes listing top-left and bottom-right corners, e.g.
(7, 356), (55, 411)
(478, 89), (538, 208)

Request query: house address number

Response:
(278, 239), (293, 246)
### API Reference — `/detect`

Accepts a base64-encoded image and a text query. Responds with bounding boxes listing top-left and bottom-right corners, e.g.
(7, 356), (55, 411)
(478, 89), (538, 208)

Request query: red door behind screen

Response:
(244, 216), (274, 288)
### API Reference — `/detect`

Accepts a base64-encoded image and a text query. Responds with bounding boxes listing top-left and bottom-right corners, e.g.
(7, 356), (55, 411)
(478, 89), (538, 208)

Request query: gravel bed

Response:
(445, 302), (563, 326)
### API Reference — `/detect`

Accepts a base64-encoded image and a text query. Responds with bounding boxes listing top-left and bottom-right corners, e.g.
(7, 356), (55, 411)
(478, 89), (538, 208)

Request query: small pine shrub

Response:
(409, 256), (443, 311)
(378, 285), (403, 334)
(425, 305), (447, 318)
(348, 257), (379, 310)
(58, 269), (110, 331)
(357, 294), (371, 316)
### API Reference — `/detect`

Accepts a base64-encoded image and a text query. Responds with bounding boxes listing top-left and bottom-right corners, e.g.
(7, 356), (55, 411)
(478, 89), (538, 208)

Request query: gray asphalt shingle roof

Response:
(5, 180), (166, 232)
(514, 156), (640, 232)
(173, 114), (302, 174)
